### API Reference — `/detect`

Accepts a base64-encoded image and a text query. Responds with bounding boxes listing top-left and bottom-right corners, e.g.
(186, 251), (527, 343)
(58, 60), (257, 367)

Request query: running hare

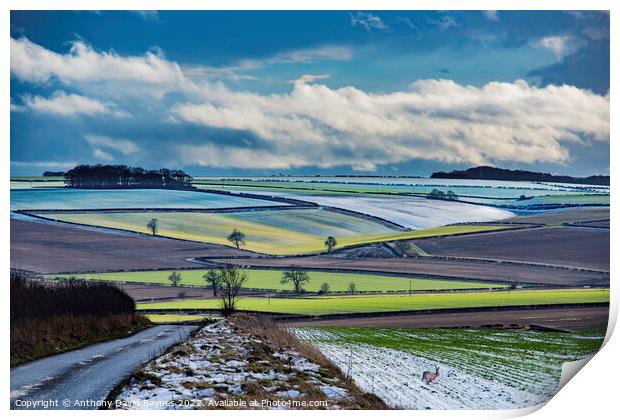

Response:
(422, 366), (440, 384)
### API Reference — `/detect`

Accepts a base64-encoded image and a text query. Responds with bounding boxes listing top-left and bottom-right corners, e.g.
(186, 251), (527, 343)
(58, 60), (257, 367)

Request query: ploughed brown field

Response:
(115, 284), (215, 302)
(503, 207), (609, 225)
(209, 256), (609, 287)
(282, 305), (609, 332)
(411, 226), (609, 271)
(571, 220), (610, 228)
(114, 284), (264, 302)
(10, 218), (256, 273)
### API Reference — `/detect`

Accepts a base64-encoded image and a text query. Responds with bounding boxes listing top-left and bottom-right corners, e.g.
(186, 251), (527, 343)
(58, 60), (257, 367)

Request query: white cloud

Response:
(289, 74), (330, 85)
(10, 98), (27, 112)
(10, 37), (609, 172)
(350, 12), (388, 32)
(11, 36), (351, 93)
(535, 36), (580, 59)
(84, 134), (139, 155)
(171, 79), (609, 170)
(21, 91), (127, 117)
(132, 11), (159, 22)
(93, 149), (113, 161)
(482, 11), (500, 21)
(269, 45), (353, 63)
(437, 15), (458, 31)
(10, 37), (184, 87)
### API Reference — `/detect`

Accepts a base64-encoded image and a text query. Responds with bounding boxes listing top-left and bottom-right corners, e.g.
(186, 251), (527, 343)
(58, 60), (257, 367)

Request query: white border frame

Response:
(3, 2), (616, 419)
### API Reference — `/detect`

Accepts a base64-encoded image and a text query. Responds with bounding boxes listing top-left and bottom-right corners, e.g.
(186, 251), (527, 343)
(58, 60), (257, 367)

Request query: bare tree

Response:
(324, 236), (337, 253)
(215, 267), (248, 316)
(203, 269), (220, 296)
(146, 218), (158, 236)
(227, 228), (246, 249)
(280, 268), (310, 294)
(168, 271), (182, 287)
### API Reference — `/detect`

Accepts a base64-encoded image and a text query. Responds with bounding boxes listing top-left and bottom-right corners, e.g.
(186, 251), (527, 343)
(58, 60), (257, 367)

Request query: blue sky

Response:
(10, 10), (609, 176)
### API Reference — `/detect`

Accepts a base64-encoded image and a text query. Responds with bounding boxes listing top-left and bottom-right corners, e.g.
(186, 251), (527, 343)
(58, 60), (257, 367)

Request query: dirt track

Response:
(10, 218), (254, 273)
(282, 306), (609, 331)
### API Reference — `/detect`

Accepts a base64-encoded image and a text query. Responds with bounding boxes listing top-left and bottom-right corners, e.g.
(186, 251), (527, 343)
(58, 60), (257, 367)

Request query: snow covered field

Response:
(292, 328), (604, 410)
(229, 191), (514, 229)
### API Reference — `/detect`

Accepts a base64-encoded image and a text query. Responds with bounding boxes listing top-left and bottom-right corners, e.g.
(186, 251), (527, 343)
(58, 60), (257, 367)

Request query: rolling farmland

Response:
(64, 269), (505, 292)
(10, 175), (610, 412)
(33, 209), (513, 254)
(136, 288), (610, 315)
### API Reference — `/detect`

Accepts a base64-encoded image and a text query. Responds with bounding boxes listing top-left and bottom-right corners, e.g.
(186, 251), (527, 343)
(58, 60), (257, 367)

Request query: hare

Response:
(422, 366), (440, 384)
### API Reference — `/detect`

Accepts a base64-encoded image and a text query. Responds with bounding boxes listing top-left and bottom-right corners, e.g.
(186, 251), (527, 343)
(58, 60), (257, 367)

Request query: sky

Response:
(10, 10), (610, 177)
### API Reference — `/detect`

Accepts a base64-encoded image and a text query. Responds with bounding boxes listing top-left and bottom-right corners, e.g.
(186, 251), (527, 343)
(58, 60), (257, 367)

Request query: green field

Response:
(144, 314), (209, 323)
(36, 209), (513, 255)
(11, 181), (66, 189)
(64, 269), (505, 292)
(137, 288), (609, 315)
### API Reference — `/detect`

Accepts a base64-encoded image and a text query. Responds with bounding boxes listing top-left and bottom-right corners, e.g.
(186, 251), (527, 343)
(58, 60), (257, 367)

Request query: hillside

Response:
(431, 166), (609, 186)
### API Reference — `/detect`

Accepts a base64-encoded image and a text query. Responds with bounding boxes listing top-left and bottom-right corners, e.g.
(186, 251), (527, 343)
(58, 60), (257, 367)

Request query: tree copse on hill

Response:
(431, 165), (610, 186)
(280, 268), (310, 294)
(64, 164), (193, 189)
(427, 189), (458, 201)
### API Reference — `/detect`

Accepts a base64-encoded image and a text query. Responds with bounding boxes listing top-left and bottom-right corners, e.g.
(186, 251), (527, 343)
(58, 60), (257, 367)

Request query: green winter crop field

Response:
(137, 288), (609, 315)
(61, 268), (506, 292)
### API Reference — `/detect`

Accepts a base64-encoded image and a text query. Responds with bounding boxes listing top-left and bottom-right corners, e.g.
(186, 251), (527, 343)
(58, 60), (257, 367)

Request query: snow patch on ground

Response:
(115, 320), (358, 410)
(309, 342), (545, 409)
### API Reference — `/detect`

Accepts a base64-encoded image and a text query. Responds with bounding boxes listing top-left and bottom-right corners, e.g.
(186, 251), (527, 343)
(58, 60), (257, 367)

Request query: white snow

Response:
(311, 342), (545, 409)
(226, 192), (514, 229)
(115, 320), (355, 410)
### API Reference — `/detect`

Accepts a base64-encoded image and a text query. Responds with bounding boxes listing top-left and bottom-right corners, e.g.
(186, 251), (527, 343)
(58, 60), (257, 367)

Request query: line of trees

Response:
(64, 164), (193, 189)
(431, 165), (610, 186)
(427, 189), (458, 201)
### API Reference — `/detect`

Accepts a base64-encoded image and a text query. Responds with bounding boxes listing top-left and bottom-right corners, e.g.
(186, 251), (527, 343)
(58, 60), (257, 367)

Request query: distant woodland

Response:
(64, 164), (193, 189)
(431, 166), (610, 186)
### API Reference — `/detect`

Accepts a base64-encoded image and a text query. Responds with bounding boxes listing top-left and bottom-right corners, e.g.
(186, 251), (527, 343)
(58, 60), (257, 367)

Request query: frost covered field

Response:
(229, 191), (514, 229)
(10, 188), (283, 210)
(292, 327), (605, 409)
